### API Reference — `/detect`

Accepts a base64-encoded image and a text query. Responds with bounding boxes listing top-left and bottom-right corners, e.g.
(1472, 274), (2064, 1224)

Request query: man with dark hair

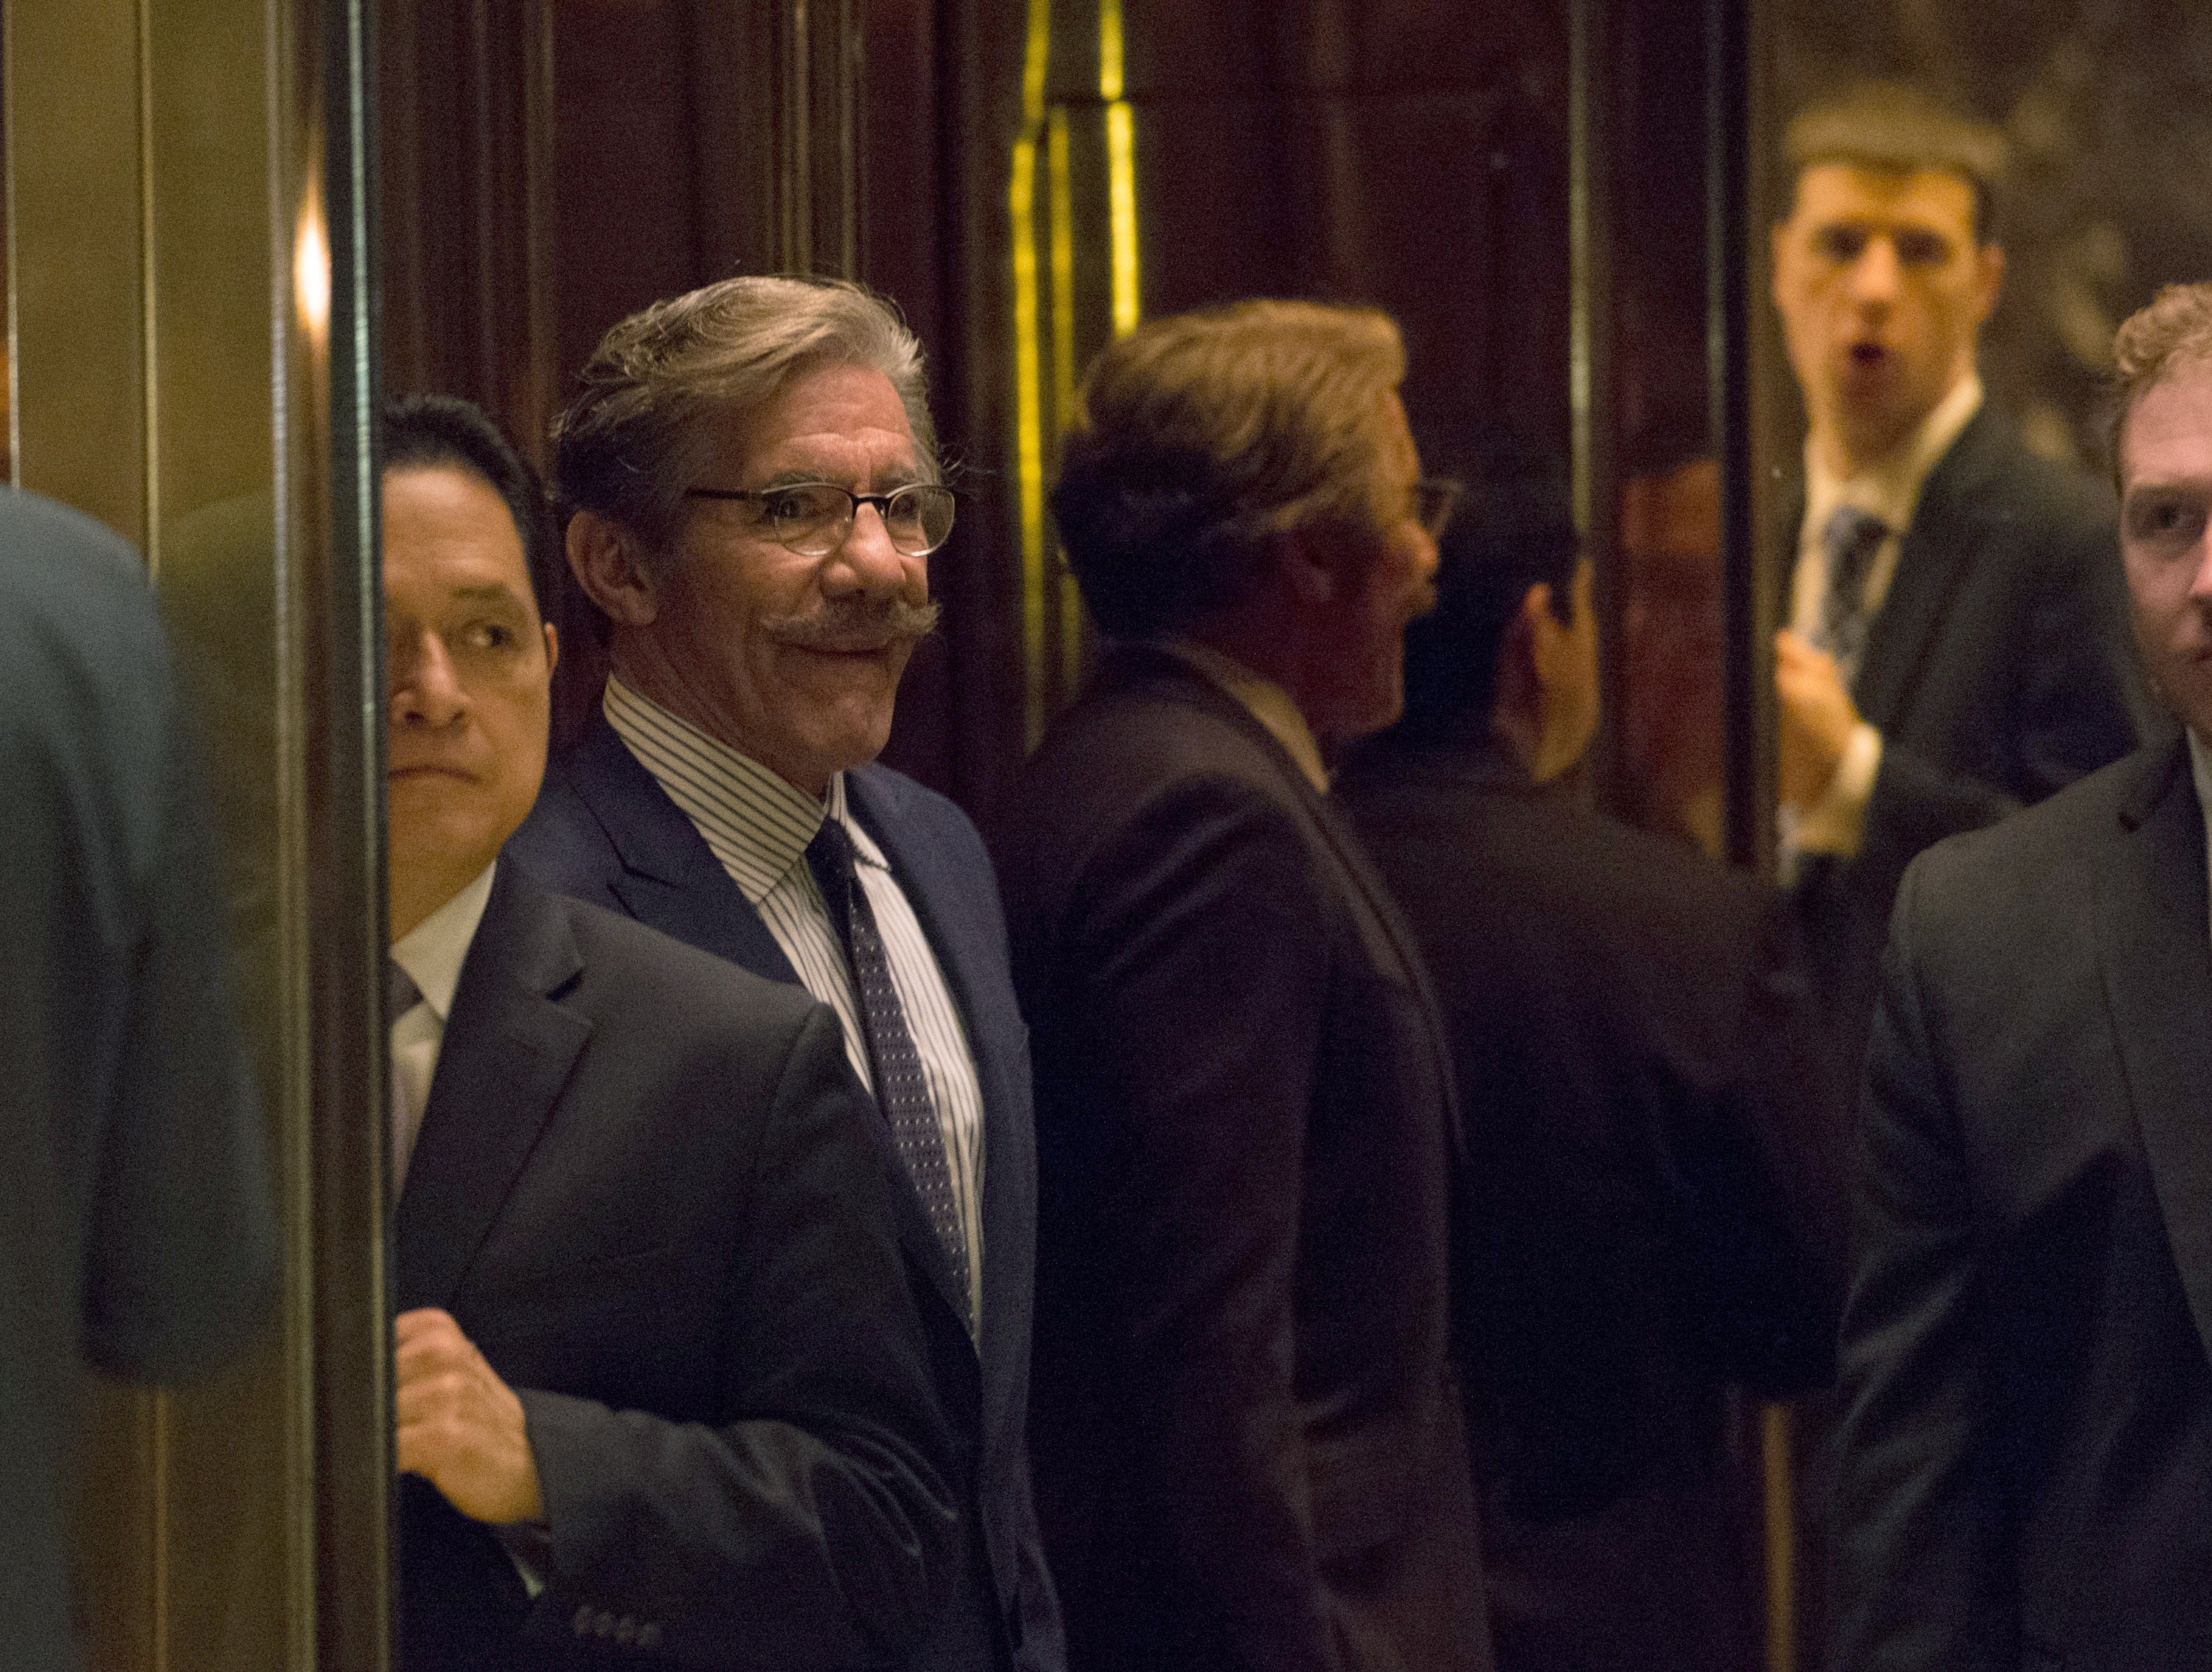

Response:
(996, 298), (1491, 1672)
(376, 394), (956, 1671)
(1769, 80), (2143, 1069)
(1833, 281), (2212, 1671)
(1, 489), (278, 1672)
(1335, 493), (1846, 1672)
(507, 277), (1065, 1672)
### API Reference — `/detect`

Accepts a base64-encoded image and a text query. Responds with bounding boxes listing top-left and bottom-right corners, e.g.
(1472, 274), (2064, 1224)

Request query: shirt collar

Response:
(392, 861), (497, 1024)
(1806, 372), (1983, 540)
(1151, 636), (1332, 794)
(602, 674), (886, 905)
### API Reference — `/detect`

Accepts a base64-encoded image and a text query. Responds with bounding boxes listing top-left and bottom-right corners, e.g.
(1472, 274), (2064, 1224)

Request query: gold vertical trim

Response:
(1098, 0), (1138, 337)
(136, 0), (158, 577)
(1046, 108), (1082, 695)
(1010, 0), (1052, 747)
(3, 0), (17, 488)
(1762, 1404), (1797, 1672)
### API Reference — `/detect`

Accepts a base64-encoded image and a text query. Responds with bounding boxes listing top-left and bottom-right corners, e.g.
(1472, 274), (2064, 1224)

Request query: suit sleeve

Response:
(1060, 777), (1343, 1672)
(516, 1005), (959, 1670)
(82, 605), (278, 1384)
(1831, 855), (2008, 1672)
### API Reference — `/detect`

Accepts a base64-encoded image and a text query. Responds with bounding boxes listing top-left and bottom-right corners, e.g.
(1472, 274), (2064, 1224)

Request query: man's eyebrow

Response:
(448, 583), (534, 611)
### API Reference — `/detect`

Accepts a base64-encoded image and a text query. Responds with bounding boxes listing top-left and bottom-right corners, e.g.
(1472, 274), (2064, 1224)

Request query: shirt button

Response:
(595, 1610), (616, 1637)
(639, 1622), (663, 1648)
(615, 1617), (638, 1643)
(572, 1605), (594, 1636)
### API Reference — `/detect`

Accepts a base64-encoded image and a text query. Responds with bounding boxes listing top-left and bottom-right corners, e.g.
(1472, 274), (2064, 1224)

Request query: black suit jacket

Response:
(0, 490), (278, 1672)
(396, 862), (957, 1671)
(508, 718), (1064, 1672)
(1339, 738), (1847, 1672)
(1834, 737), (2212, 1672)
(1787, 404), (2145, 1069)
(995, 648), (1492, 1672)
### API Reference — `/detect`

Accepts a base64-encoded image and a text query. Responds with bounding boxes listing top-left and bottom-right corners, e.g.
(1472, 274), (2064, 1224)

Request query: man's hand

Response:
(1777, 629), (1862, 814)
(395, 1308), (544, 1524)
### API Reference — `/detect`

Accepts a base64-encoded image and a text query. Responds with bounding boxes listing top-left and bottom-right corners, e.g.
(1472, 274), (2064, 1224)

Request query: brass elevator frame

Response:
(7, 0), (389, 1665)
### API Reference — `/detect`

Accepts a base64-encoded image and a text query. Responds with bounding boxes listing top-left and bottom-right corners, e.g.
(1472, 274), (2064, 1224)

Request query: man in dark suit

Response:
(1337, 492), (1848, 1672)
(1833, 282), (2212, 1671)
(506, 277), (1064, 1672)
(995, 299), (1491, 1672)
(0, 490), (279, 1672)
(1769, 82), (2143, 1069)
(378, 395), (955, 1670)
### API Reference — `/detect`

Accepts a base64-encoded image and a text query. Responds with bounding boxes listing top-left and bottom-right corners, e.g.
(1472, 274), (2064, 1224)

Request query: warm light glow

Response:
(1010, 133), (1048, 749)
(1105, 101), (1140, 337)
(294, 193), (331, 340)
(1099, 0), (1125, 102)
(1011, 0), (1054, 746)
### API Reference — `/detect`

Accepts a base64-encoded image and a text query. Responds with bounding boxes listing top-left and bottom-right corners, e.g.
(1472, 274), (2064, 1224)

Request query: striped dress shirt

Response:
(604, 676), (985, 1323)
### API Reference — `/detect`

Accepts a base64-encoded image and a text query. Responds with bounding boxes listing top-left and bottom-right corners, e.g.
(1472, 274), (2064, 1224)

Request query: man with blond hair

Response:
(509, 276), (1065, 1672)
(997, 299), (1491, 1672)
(1834, 282), (2212, 1671)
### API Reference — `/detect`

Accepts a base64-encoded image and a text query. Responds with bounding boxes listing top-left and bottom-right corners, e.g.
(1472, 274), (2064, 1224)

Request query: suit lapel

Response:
(2096, 740), (2212, 1365)
(396, 866), (593, 1314)
(1853, 407), (2002, 730)
(565, 715), (800, 984)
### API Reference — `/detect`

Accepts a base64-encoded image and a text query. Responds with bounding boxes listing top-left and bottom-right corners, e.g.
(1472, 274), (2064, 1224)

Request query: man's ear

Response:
(1970, 239), (2006, 330)
(541, 620), (559, 674)
(1273, 525), (1340, 606)
(567, 510), (662, 628)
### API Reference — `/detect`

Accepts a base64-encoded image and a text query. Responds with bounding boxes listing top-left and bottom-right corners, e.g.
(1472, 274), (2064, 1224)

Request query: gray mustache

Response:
(764, 597), (942, 651)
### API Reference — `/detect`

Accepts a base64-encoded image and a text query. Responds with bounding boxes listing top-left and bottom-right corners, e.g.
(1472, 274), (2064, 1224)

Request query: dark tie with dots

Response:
(806, 818), (974, 1332)
(386, 957), (424, 1190)
(1816, 504), (1891, 686)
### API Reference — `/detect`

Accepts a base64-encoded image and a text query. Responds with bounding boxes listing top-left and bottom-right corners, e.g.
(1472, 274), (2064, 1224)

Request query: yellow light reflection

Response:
(1011, 0), (1054, 746)
(1100, 0), (1139, 336)
(294, 190), (331, 342)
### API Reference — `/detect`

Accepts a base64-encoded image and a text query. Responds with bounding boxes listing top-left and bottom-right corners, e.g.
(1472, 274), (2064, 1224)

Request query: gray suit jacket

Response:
(0, 489), (277, 1672)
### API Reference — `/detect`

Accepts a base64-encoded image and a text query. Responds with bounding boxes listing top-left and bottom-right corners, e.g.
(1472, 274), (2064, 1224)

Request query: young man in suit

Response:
(378, 395), (955, 1671)
(1336, 490), (1847, 1672)
(506, 278), (1065, 1672)
(1769, 81), (2143, 1068)
(1833, 282), (2212, 1671)
(0, 490), (279, 1672)
(995, 299), (1492, 1672)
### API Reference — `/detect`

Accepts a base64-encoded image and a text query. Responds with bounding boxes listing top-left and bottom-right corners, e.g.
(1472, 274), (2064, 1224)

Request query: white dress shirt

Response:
(389, 860), (497, 1193)
(1789, 373), (1986, 856)
(604, 675), (987, 1325)
(1153, 636), (1332, 794)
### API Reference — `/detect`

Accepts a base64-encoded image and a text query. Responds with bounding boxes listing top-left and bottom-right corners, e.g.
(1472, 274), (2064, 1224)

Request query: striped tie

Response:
(806, 818), (975, 1333)
(387, 957), (425, 1192)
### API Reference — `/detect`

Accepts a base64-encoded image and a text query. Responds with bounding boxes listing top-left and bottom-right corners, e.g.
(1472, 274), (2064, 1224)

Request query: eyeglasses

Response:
(1411, 478), (1463, 540)
(684, 481), (959, 558)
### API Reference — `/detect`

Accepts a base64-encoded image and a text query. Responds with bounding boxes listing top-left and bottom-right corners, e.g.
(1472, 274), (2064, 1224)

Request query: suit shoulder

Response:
(1903, 741), (2157, 914)
(0, 492), (169, 697)
(1018, 677), (1301, 818)
(1969, 420), (2114, 561)
(557, 892), (823, 1039)
(847, 761), (987, 856)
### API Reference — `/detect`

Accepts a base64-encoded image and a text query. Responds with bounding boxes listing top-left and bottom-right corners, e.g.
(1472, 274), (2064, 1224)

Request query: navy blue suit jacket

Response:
(509, 713), (1065, 1672)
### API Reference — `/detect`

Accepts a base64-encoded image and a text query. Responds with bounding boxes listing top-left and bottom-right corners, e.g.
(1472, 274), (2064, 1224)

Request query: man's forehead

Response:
(1791, 160), (1976, 229)
(2124, 363), (2212, 483)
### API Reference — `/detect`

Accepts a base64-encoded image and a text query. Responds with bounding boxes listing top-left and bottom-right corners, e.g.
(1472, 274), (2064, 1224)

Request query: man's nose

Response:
(821, 501), (914, 595)
(2188, 537), (2212, 608)
(1848, 237), (1902, 308)
(390, 627), (467, 726)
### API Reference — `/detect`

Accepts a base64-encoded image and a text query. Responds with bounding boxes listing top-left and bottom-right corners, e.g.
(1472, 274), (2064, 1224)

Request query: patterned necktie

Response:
(387, 957), (425, 1193)
(805, 818), (974, 1332)
(1816, 504), (1891, 686)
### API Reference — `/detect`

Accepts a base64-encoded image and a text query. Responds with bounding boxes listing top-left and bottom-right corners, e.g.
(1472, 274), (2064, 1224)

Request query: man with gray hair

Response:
(509, 275), (1065, 1672)
(996, 299), (1491, 1672)
(1833, 282), (2212, 1670)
